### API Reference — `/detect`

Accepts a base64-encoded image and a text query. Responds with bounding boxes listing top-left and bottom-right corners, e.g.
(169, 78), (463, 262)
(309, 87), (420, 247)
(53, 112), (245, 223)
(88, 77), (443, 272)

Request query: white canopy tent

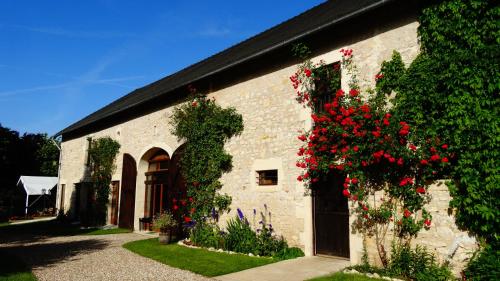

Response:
(17, 176), (58, 215)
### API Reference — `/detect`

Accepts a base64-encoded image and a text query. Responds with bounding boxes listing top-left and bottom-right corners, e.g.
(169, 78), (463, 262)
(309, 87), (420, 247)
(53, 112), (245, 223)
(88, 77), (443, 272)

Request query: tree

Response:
(37, 135), (60, 176)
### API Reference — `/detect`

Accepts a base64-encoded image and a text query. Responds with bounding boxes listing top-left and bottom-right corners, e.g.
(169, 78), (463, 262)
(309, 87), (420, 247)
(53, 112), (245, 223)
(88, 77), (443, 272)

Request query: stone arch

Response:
(136, 142), (174, 163)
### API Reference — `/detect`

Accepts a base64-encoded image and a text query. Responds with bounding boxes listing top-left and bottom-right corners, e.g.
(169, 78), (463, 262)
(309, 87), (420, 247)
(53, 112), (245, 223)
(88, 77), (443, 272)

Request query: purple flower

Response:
(184, 219), (196, 229)
(211, 208), (219, 220)
(237, 208), (244, 220)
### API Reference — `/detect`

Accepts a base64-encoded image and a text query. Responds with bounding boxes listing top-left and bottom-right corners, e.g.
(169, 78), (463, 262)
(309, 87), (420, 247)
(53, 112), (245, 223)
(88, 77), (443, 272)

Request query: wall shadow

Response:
(0, 238), (109, 270)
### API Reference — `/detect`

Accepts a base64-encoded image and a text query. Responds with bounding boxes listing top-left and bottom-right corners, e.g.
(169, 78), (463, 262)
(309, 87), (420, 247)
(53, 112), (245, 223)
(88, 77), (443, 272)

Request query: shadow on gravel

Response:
(0, 220), (107, 244)
(1, 238), (110, 269)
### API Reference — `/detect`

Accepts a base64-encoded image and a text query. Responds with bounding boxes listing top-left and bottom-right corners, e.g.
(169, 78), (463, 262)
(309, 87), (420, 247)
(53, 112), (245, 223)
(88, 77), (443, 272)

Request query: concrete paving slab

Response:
(215, 256), (350, 281)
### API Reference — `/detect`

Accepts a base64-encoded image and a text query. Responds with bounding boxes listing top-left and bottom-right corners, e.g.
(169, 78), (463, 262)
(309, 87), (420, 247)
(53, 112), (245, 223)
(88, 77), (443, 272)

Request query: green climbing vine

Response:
(380, 0), (499, 245)
(87, 137), (120, 225)
(170, 90), (243, 224)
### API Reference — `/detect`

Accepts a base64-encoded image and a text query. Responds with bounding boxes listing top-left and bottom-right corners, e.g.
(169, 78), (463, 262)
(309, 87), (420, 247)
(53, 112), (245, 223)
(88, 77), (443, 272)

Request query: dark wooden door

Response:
(168, 145), (187, 235)
(313, 172), (350, 258)
(119, 154), (137, 230)
(110, 181), (119, 225)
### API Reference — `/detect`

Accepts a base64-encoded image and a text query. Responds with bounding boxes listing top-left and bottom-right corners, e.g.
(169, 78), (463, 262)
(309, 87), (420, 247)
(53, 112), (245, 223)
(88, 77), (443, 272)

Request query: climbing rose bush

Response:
(292, 49), (453, 245)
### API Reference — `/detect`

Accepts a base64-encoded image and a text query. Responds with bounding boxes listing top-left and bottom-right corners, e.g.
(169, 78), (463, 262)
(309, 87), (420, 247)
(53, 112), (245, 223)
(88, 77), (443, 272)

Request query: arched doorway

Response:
(119, 153), (137, 230)
(140, 146), (187, 231)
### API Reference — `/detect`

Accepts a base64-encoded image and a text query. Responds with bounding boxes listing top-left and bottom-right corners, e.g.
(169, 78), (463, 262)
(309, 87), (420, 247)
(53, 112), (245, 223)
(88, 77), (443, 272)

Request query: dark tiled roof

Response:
(57, 0), (391, 137)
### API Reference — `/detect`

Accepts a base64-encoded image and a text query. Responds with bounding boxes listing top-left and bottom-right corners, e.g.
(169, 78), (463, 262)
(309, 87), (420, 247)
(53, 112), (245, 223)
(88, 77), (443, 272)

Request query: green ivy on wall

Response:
(170, 92), (243, 223)
(377, 0), (499, 245)
(88, 137), (120, 225)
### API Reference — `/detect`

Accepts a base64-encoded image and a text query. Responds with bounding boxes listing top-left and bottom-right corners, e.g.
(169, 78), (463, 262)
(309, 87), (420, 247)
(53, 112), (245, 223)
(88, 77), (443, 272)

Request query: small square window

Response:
(257, 170), (278, 186)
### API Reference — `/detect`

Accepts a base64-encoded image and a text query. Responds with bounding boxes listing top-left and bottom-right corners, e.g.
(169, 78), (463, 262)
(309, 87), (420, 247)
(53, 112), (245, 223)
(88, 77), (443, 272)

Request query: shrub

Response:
(273, 247), (305, 260)
(464, 245), (500, 281)
(190, 222), (224, 249)
(0, 207), (8, 223)
(256, 225), (288, 257)
(387, 244), (452, 281)
(224, 215), (258, 254)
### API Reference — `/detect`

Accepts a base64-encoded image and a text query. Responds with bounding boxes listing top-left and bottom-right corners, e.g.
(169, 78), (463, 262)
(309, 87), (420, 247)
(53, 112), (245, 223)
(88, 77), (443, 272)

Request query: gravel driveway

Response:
(0, 232), (211, 281)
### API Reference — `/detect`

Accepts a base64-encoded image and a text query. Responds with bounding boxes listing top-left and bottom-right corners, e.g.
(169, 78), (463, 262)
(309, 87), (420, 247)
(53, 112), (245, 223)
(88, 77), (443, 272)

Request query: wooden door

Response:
(110, 181), (120, 225)
(313, 172), (350, 258)
(119, 154), (137, 230)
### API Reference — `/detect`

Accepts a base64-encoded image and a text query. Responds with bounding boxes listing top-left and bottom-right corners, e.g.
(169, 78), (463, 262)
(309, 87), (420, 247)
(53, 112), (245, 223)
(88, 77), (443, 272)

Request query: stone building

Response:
(55, 0), (476, 272)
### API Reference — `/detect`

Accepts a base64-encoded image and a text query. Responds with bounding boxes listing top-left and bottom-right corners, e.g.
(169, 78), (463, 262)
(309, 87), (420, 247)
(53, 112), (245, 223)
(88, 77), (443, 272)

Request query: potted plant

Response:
(152, 211), (178, 244)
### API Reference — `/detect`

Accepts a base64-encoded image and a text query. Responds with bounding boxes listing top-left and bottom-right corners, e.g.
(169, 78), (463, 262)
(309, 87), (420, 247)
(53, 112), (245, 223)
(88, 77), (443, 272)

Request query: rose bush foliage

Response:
(292, 49), (452, 244)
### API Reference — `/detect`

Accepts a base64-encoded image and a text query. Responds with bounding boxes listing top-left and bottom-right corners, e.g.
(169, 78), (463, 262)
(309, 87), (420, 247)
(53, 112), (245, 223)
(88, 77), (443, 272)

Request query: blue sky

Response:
(0, 1), (325, 135)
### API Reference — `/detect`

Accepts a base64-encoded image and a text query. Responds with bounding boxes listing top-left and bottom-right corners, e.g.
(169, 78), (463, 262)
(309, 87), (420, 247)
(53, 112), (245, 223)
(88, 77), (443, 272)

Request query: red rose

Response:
(416, 187), (426, 194)
(342, 189), (350, 197)
(184, 216), (192, 223)
(441, 157), (449, 163)
(424, 219), (431, 227)
(304, 68), (312, 77)
(297, 176), (303, 182)
(420, 159), (429, 165)
(353, 146), (359, 152)
(397, 158), (404, 166)
(441, 144), (448, 150)
(430, 154), (441, 161)
(404, 209), (412, 218)
(351, 178), (358, 184)
(173, 205), (179, 210)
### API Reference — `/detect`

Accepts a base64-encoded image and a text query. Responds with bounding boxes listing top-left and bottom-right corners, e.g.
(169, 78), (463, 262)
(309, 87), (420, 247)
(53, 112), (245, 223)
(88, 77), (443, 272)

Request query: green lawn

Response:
(308, 272), (385, 281)
(0, 251), (37, 281)
(123, 238), (276, 277)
